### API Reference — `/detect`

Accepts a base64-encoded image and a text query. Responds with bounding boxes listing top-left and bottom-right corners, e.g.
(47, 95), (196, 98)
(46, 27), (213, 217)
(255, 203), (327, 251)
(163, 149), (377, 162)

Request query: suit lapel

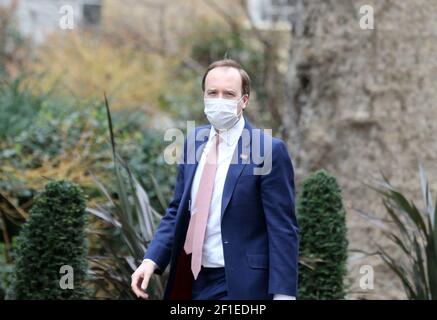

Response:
(220, 118), (252, 221)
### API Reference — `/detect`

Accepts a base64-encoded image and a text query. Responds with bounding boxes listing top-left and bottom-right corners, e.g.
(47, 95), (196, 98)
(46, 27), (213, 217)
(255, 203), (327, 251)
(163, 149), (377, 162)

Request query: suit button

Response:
(223, 240), (229, 244)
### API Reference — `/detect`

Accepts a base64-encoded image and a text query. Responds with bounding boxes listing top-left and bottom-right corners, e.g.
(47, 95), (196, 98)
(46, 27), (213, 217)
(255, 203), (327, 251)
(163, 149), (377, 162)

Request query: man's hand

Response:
(131, 260), (156, 299)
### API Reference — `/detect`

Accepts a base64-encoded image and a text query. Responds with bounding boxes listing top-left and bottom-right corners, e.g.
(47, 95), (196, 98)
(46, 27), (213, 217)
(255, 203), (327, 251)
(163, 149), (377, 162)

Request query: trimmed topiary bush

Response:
(8, 180), (89, 299)
(297, 170), (348, 299)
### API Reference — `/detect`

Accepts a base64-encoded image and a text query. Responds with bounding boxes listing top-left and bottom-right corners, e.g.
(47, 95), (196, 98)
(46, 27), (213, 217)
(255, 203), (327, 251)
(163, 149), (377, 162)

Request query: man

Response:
(131, 59), (299, 300)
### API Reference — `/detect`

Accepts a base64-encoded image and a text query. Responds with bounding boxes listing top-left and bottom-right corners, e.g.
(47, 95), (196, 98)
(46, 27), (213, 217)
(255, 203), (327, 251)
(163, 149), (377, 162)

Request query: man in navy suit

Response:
(131, 59), (299, 300)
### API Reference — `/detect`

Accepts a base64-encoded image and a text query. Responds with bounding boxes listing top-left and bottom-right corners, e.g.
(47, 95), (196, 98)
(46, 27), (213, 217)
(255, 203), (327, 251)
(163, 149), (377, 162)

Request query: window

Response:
(247, 0), (297, 30)
(82, 3), (101, 26)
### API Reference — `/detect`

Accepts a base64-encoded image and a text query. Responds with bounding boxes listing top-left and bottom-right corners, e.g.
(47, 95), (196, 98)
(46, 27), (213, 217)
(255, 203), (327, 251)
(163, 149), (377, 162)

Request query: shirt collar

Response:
(209, 116), (245, 146)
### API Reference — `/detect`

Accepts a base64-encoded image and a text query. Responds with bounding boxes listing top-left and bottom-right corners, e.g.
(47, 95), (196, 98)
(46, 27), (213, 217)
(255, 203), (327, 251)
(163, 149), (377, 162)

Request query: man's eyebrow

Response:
(224, 89), (236, 93)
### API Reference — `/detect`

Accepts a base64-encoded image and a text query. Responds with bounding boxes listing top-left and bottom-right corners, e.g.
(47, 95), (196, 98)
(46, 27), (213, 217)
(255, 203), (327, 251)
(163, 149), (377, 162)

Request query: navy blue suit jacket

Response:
(144, 117), (299, 299)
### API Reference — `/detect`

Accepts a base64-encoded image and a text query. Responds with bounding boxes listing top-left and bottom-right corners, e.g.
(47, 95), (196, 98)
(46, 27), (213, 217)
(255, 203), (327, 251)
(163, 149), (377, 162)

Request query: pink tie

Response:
(184, 133), (221, 279)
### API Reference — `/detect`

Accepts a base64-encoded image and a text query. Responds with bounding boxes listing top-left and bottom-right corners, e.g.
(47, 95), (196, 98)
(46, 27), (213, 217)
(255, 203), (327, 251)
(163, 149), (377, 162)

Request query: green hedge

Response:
(8, 180), (89, 299)
(297, 170), (348, 299)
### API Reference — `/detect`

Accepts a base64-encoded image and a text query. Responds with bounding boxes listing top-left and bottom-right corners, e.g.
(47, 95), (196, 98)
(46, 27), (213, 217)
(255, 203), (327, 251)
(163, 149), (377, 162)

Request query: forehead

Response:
(204, 67), (242, 91)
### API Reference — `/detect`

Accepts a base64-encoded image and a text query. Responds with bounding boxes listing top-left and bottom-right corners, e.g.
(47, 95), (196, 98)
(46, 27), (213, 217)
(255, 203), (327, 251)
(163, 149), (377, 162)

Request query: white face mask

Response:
(204, 95), (245, 130)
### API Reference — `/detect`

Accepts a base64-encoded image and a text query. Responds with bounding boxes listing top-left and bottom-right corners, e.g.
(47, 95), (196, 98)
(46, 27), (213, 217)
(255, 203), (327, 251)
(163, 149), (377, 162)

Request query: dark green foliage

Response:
(365, 163), (437, 299)
(87, 96), (167, 299)
(9, 180), (89, 299)
(128, 129), (177, 212)
(0, 242), (13, 300)
(297, 170), (348, 299)
(0, 77), (44, 139)
(1, 94), (107, 170)
(99, 107), (178, 212)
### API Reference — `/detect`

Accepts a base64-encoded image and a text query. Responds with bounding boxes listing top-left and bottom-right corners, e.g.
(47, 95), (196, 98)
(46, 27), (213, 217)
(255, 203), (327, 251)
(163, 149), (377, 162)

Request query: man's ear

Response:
(242, 94), (249, 110)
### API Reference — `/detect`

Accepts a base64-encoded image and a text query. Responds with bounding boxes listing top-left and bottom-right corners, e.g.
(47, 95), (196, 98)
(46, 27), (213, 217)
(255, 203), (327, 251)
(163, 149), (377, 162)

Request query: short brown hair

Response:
(201, 59), (251, 96)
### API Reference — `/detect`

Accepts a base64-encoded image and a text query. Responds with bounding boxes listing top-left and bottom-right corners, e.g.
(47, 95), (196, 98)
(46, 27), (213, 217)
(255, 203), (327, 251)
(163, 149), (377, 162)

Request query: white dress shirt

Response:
(190, 115), (245, 267)
(144, 115), (295, 300)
